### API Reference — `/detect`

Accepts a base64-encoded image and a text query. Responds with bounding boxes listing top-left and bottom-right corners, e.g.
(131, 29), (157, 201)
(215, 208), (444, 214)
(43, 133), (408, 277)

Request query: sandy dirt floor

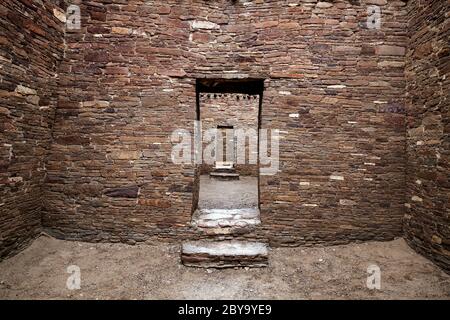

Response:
(199, 175), (258, 209)
(0, 236), (448, 300)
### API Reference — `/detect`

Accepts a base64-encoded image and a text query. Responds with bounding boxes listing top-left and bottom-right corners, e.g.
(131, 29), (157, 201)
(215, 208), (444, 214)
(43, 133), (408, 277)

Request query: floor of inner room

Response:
(198, 175), (258, 209)
(0, 236), (448, 299)
(192, 175), (260, 232)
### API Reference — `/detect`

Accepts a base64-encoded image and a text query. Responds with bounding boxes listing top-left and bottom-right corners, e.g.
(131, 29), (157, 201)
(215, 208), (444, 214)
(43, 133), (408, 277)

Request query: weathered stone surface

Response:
(53, 8), (66, 23)
(109, 151), (141, 160)
(376, 45), (406, 56)
(181, 241), (268, 268)
(138, 199), (171, 208)
(0, 0), (65, 260)
(209, 171), (240, 180)
(15, 85), (37, 95)
(190, 20), (220, 30)
(111, 27), (132, 35)
(104, 186), (139, 198)
(192, 208), (261, 235)
(404, 0), (450, 274)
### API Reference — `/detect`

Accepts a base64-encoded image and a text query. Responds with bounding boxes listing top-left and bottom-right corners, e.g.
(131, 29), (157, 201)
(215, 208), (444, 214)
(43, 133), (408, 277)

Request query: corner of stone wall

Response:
(403, 0), (450, 274)
(0, 0), (67, 260)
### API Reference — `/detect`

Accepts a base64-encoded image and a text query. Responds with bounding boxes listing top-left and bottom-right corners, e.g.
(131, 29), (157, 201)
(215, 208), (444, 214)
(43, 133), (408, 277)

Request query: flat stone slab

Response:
(209, 172), (240, 180)
(181, 241), (269, 268)
(192, 208), (261, 234)
(215, 162), (234, 169)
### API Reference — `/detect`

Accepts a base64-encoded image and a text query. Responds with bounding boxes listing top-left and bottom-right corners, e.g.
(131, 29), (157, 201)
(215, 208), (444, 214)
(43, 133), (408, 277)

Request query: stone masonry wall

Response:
(44, 0), (408, 246)
(404, 0), (450, 273)
(0, 0), (65, 259)
(199, 93), (259, 176)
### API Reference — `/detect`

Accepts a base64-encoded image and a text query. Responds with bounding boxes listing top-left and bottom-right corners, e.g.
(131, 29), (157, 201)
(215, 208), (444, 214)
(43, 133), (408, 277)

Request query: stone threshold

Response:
(181, 240), (269, 268)
(191, 208), (261, 235)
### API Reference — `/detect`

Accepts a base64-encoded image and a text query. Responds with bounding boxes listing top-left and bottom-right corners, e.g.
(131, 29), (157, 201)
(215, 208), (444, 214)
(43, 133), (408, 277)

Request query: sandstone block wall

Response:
(404, 0), (450, 273)
(44, 0), (409, 246)
(0, 0), (65, 259)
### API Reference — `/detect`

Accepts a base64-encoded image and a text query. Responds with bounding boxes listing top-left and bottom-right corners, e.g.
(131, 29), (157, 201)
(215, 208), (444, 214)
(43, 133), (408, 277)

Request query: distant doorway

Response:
(216, 125), (235, 169)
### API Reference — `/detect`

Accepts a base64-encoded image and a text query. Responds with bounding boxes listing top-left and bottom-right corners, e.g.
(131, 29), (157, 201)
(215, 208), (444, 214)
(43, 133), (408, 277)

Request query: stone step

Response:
(212, 168), (237, 173)
(192, 208), (260, 235)
(181, 240), (269, 268)
(209, 172), (240, 180)
(215, 161), (234, 170)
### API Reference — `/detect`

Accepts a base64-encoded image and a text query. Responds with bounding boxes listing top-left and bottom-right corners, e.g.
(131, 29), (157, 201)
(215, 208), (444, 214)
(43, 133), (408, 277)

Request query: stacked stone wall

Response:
(404, 0), (450, 273)
(0, 0), (65, 259)
(44, 0), (409, 246)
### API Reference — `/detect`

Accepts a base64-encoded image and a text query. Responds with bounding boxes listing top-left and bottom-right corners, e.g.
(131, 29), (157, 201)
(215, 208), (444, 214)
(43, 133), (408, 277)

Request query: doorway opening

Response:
(192, 79), (264, 234)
